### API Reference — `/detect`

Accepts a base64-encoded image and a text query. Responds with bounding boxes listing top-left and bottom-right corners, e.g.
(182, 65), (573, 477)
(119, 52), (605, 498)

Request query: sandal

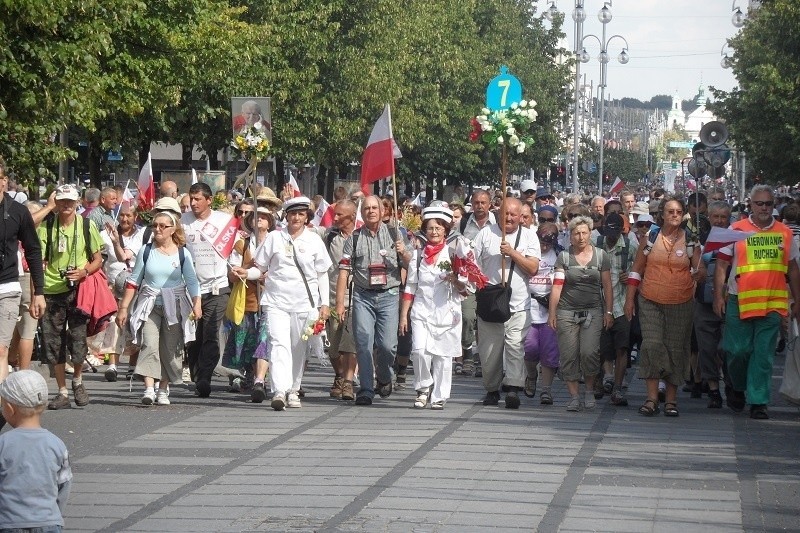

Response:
(664, 402), (679, 417)
(638, 398), (660, 417)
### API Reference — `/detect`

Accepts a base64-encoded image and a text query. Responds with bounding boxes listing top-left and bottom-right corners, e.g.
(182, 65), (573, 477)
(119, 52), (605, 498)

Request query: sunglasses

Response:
(151, 223), (174, 230)
(523, 190), (536, 195)
(538, 216), (556, 223)
(567, 213), (580, 220)
(752, 200), (774, 207)
(636, 221), (653, 228)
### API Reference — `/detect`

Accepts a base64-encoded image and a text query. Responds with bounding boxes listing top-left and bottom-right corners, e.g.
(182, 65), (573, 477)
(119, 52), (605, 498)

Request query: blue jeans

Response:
(352, 287), (399, 398)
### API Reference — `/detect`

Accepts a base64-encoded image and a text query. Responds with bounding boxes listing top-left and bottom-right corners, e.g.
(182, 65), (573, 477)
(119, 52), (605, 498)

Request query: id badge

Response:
(212, 284), (219, 296)
(368, 263), (388, 286)
(58, 235), (67, 253)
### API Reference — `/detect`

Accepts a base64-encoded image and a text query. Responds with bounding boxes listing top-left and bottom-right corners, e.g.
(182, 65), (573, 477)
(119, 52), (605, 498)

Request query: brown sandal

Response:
(639, 398), (660, 416)
(664, 402), (679, 417)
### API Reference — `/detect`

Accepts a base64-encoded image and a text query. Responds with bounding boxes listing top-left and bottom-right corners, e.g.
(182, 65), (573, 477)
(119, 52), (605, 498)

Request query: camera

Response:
(59, 265), (77, 289)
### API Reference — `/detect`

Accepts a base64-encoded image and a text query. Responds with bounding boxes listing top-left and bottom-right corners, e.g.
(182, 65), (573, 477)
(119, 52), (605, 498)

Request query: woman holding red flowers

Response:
(399, 205), (474, 410)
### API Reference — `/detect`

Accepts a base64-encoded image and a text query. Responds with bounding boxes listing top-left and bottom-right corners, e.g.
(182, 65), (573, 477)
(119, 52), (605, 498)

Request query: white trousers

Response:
(265, 307), (311, 395)
(412, 351), (453, 403)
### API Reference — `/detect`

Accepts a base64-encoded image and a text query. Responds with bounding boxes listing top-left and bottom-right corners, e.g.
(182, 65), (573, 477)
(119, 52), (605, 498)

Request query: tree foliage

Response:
(0, 0), (572, 191)
(710, 0), (800, 182)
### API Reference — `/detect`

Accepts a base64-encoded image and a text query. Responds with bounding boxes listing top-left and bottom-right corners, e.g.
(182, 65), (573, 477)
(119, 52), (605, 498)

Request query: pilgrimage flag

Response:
(288, 173), (302, 197)
(137, 153), (155, 211)
(312, 197), (333, 227)
(361, 104), (402, 194)
(609, 177), (625, 195)
(199, 213), (241, 260)
(703, 226), (755, 253)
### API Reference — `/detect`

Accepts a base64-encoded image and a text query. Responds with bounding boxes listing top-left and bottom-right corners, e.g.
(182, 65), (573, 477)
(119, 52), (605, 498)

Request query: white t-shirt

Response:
(182, 210), (232, 294)
(252, 227), (332, 311)
(473, 224), (541, 313)
(528, 248), (557, 324)
(102, 225), (145, 281)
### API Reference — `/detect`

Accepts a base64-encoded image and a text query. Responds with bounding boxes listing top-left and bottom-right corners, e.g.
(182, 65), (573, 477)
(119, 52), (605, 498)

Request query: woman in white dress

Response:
(399, 206), (473, 410)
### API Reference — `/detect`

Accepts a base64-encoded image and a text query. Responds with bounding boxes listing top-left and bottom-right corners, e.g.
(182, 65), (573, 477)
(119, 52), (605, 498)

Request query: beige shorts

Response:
(0, 290), (23, 348)
(16, 273), (38, 340)
(326, 311), (356, 357)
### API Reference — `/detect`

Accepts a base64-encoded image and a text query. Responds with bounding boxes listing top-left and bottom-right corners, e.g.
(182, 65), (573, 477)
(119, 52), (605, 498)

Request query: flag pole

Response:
(500, 144), (507, 281)
(392, 173), (399, 234)
(112, 179), (137, 223)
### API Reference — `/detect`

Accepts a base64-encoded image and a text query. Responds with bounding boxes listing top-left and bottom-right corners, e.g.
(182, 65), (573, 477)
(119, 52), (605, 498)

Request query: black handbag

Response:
(475, 230), (522, 323)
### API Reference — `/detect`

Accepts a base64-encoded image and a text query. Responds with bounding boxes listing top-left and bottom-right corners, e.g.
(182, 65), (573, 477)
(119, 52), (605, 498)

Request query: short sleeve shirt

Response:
(339, 223), (407, 290)
(38, 216), (104, 295)
(473, 224), (541, 312)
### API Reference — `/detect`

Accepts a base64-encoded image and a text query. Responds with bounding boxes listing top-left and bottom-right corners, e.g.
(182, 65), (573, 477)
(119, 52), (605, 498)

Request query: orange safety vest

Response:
(733, 218), (792, 319)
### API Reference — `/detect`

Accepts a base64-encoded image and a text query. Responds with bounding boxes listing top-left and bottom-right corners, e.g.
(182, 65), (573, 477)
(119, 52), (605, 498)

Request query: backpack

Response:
(44, 215), (93, 264)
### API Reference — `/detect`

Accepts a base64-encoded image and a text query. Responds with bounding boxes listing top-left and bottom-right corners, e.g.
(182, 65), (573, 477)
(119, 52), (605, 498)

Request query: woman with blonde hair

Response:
(116, 212), (202, 405)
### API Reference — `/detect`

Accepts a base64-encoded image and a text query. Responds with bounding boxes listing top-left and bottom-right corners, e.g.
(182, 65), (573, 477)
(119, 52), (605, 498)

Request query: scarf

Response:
(423, 242), (445, 265)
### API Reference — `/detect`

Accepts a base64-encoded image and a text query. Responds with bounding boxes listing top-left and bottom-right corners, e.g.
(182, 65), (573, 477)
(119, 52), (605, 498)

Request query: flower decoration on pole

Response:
(230, 121), (270, 191)
(470, 100), (538, 154)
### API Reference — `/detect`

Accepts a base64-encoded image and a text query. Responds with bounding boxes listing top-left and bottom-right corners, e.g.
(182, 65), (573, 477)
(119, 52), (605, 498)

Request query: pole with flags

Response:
(361, 104), (402, 232)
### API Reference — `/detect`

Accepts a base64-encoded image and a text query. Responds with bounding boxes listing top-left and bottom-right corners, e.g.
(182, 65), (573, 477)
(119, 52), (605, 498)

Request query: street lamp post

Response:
(579, 2), (628, 195)
(544, 1), (585, 194)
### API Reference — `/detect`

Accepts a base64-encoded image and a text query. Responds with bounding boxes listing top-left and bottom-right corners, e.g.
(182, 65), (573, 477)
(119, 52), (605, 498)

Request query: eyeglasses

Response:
(567, 213), (580, 219)
(636, 222), (653, 228)
(665, 209), (683, 215)
(425, 227), (444, 234)
(753, 200), (774, 207)
(151, 223), (174, 230)
(538, 217), (556, 223)
(237, 209), (253, 216)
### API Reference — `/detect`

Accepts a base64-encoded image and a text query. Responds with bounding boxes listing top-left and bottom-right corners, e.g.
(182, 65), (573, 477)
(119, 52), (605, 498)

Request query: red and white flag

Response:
(191, 168), (198, 185)
(361, 104), (402, 194)
(199, 214), (241, 260)
(288, 173), (302, 198)
(312, 197), (333, 227)
(137, 152), (155, 211)
(121, 182), (135, 205)
(703, 226), (755, 253)
(355, 198), (364, 229)
(609, 177), (625, 195)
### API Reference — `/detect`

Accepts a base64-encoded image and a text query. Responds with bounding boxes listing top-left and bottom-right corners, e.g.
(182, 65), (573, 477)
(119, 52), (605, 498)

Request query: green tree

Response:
(710, 0), (800, 182)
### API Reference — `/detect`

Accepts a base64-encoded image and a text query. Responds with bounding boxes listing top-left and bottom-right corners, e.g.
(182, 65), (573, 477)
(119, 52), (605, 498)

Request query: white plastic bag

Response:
(780, 319), (800, 405)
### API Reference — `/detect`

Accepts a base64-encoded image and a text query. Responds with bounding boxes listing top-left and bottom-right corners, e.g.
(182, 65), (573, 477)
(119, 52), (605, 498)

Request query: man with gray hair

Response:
(159, 180), (178, 199)
(714, 185), (800, 419)
(80, 188), (100, 218)
(88, 187), (117, 230)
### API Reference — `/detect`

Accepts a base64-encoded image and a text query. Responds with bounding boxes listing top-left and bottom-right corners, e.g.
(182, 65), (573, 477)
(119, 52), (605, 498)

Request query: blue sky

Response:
(552, 0), (746, 102)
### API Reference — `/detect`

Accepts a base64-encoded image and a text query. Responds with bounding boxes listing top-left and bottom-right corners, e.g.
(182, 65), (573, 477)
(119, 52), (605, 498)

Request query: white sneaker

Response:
(414, 389), (429, 409)
(271, 393), (286, 411)
(142, 389), (156, 405)
(181, 367), (191, 383)
(287, 391), (301, 408)
(156, 391), (170, 405)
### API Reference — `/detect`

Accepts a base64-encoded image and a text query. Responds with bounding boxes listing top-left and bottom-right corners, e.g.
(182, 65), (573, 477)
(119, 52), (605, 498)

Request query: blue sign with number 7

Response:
(486, 66), (522, 111)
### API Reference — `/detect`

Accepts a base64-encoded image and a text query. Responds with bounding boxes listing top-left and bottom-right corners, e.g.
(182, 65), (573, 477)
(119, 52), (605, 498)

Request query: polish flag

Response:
(355, 198), (364, 229)
(121, 184), (135, 206)
(703, 226), (755, 253)
(287, 172), (302, 198)
(137, 152), (155, 211)
(200, 214), (241, 259)
(191, 168), (198, 185)
(609, 177), (625, 195)
(361, 104), (402, 194)
(312, 197), (333, 227)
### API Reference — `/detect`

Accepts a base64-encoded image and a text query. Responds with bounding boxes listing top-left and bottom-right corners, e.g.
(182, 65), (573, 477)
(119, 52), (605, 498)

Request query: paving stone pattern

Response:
(21, 353), (800, 532)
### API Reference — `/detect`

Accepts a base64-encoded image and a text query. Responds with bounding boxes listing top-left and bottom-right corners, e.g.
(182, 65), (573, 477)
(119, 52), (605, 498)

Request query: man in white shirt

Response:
(473, 198), (541, 409)
(181, 183), (231, 397)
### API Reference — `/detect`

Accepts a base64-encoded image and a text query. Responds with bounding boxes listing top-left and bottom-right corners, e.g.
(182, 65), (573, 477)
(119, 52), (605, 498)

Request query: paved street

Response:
(11, 354), (800, 532)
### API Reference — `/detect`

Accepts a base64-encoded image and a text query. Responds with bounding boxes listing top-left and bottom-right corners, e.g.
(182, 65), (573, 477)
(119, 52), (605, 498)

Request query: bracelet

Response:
(605, 311), (613, 315)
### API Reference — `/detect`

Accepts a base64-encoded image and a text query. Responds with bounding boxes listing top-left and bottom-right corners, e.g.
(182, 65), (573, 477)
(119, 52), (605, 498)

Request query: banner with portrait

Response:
(231, 97), (272, 141)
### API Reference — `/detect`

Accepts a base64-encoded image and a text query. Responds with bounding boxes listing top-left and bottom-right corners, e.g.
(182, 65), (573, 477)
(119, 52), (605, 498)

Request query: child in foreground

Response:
(0, 370), (72, 532)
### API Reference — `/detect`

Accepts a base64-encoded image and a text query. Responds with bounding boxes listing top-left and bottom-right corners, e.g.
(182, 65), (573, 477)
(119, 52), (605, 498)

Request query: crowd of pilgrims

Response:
(2, 177), (796, 423)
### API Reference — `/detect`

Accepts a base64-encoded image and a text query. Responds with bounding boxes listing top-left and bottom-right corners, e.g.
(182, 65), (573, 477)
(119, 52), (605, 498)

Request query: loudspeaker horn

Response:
(688, 157), (707, 179)
(699, 121), (729, 148)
